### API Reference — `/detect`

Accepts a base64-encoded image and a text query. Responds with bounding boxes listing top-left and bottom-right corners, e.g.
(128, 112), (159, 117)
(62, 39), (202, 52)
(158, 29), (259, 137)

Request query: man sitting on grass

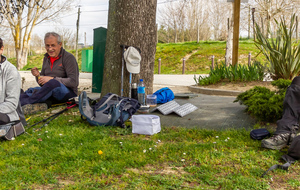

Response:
(20, 32), (79, 115)
(262, 76), (300, 150)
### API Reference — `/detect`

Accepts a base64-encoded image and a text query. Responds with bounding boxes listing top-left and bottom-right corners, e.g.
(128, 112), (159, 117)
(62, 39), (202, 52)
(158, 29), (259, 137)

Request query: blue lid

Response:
(140, 79), (143, 82)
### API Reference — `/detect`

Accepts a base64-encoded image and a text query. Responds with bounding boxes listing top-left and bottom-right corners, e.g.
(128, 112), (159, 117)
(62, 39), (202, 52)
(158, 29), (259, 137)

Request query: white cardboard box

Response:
(131, 115), (161, 135)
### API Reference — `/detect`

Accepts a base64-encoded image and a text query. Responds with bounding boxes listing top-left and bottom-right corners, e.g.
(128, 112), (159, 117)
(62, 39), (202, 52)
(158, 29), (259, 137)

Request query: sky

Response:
(33, 0), (170, 46)
(33, 0), (109, 46)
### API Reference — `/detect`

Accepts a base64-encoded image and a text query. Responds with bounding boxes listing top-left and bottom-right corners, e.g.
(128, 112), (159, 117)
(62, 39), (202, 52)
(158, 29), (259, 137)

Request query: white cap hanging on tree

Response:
(124, 46), (141, 74)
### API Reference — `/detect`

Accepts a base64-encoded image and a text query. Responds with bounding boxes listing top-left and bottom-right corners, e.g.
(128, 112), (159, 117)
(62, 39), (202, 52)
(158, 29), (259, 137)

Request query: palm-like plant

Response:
(254, 14), (300, 80)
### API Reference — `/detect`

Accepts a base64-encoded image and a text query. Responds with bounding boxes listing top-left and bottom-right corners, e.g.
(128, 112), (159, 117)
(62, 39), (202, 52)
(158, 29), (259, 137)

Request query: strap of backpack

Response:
(261, 153), (297, 178)
(105, 99), (127, 127)
(97, 94), (119, 108)
(261, 162), (292, 178)
(92, 94), (119, 115)
(117, 99), (130, 128)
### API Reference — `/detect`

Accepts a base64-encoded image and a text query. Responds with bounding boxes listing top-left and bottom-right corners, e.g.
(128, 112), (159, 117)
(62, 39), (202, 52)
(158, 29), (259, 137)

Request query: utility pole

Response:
(62, 35), (65, 49)
(75, 6), (81, 61)
(84, 32), (86, 47)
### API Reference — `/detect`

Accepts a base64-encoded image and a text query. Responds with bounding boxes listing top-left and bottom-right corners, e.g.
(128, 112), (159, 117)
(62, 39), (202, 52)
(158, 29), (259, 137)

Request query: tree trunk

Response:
(101, 0), (157, 97)
(226, 2), (234, 67)
(15, 48), (22, 70)
(225, 17), (233, 66)
(16, 47), (28, 70)
(174, 23), (178, 43)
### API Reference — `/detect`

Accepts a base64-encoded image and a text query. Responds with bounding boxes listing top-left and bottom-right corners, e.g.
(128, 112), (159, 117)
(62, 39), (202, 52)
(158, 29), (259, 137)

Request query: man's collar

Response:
(0, 55), (6, 64)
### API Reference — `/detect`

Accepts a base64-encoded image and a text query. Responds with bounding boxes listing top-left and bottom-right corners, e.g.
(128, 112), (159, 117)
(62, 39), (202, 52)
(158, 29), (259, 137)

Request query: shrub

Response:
(234, 79), (292, 122)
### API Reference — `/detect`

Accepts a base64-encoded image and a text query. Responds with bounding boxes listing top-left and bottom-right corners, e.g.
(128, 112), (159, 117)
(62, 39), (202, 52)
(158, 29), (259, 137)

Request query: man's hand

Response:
(38, 76), (54, 86)
(31, 67), (40, 77)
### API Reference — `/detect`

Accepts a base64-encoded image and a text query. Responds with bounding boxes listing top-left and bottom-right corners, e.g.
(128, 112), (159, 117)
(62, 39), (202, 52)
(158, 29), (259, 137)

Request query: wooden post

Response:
(248, 52), (251, 67)
(211, 55), (215, 70)
(232, 0), (241, 66)
(158, 58), (161, 74)
(182, 58), (185, 74)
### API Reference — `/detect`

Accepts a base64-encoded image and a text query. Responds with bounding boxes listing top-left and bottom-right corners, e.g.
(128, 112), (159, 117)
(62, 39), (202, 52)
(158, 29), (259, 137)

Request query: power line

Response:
(157, 0), (183, 5)
(37, 24), (107, 27)
(82, 10), (108, 12)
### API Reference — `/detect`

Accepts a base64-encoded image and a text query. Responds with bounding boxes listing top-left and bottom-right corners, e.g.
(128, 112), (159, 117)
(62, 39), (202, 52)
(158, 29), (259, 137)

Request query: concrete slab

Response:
(147, 94), (255, 130)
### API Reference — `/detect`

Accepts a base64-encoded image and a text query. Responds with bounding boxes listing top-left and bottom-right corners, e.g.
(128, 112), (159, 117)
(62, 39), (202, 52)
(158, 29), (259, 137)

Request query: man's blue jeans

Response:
(20, 79), (77, 106)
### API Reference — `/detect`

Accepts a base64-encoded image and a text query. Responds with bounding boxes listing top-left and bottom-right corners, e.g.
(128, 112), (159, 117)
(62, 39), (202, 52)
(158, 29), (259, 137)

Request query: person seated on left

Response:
(20, 32), (79, 115)
(0, 37), (22, 126)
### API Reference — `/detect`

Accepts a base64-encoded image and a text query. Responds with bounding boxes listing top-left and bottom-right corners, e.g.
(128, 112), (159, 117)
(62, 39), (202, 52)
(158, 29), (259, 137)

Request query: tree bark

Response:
(225, 17), (233, 66)
(16, 48), (28, 70)
(101, 0), (157, 97)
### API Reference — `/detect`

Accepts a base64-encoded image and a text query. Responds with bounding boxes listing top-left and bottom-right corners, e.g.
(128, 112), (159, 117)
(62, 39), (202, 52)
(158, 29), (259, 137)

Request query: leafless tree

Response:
(54, 27), (77, 50)
(0, 21), (10, 39)
(185, 0), (210, 42)
(208, 0), (232, 40)
(0, 25), (15, 58)
(158, 0), (188, 43)
(250, 0), (300, 37)
(158, 0), (212, 43)
(157, 0), (300, 43)
(30, 33), (43, 54)
(0, 0), (74, 69)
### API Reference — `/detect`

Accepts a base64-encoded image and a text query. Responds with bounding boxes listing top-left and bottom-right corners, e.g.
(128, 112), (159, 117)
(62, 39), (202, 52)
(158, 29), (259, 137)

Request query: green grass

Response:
(0, 106), (298, 189)
(4, 41), (297, 189)
(154, 40), (267, 74)
(8, 40), (266, 75)
(8, 47), (93, 71)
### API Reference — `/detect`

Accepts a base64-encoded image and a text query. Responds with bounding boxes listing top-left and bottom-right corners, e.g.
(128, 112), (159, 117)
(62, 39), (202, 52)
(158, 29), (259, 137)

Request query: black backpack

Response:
(262, 135), (300, 177)
(79, 92), (140, 128)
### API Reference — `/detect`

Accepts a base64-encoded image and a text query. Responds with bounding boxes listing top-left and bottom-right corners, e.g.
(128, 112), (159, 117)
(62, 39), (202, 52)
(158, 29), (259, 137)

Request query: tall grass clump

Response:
(255, 14), (300, 80)
(194, 61), (265, 86)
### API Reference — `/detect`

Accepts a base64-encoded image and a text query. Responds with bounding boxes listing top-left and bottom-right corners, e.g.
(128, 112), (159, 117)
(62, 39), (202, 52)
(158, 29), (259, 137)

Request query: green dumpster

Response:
(81, 49), (93, 72)
(92, 27), (107, 93)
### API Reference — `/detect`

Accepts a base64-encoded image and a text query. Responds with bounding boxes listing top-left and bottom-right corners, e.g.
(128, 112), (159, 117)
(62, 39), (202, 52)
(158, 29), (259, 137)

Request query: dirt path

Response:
(181, 50), (198, 61)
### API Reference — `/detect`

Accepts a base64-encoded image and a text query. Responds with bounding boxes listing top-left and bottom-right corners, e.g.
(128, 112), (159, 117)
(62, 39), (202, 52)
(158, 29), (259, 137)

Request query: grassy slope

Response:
(154, 40), (266, 74)
(9, 40), (265, 75)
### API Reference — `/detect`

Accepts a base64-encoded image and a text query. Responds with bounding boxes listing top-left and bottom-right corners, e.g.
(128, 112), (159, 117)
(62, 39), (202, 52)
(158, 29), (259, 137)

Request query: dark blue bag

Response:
(250, 128), (270, 140)
(153, 87), (174, 104)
